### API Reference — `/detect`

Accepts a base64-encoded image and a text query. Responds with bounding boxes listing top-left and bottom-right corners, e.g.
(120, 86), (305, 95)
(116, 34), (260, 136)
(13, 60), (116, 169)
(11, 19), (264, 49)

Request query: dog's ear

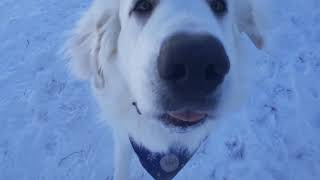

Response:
(64, 0), (120, 88)
(234, 0), (268, 49)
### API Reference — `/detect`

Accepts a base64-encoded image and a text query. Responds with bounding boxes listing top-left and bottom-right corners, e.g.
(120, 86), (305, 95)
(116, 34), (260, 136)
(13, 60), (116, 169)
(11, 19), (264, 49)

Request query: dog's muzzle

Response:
(156, 33), (230, 127)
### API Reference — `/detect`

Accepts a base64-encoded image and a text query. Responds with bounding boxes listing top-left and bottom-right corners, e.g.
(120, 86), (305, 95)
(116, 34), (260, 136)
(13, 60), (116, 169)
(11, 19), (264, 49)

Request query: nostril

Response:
(165, 64), (186, 80)
(205, 64), (220, 81)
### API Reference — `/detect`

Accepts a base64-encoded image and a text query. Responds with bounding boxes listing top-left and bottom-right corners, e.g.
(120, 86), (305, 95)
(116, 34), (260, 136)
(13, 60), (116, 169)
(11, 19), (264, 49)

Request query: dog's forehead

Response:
(119, 0), (235, 21)
(121, 0), (233, 10)
(118, 0), (235, 48)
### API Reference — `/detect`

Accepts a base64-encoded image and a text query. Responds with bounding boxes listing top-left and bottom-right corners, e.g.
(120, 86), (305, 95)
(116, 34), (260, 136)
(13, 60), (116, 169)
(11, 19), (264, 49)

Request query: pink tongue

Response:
(168, 111), (207, 122)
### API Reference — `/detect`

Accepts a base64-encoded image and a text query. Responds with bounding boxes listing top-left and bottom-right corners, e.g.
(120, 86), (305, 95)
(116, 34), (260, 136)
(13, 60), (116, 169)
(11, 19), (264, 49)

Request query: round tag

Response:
(160, 153), (180, 173)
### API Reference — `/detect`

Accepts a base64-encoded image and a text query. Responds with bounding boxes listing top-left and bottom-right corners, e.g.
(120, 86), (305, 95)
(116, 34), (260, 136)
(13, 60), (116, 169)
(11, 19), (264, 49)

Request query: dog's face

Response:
(118, 0), (235, 119)
(66, 0), (265, 152)
(117, 0), (263, 126)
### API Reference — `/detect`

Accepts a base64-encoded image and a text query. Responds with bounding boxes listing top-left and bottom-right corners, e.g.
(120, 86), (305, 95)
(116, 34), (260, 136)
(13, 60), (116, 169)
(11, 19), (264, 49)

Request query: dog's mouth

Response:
(160, 111), (208, 128)
(132, 102), (214, 129)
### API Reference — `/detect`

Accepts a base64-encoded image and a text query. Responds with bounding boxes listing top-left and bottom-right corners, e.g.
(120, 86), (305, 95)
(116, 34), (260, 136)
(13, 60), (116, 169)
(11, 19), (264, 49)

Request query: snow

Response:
(0, 0), (319, 179)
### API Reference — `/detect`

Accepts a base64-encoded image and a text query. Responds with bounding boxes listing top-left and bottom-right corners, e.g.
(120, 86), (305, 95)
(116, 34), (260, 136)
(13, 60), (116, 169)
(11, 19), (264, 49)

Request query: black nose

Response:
(157, 33), (230, 97)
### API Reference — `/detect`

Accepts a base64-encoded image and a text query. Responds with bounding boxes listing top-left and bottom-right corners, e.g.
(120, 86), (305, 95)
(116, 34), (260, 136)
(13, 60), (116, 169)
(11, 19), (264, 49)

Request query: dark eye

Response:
(133, 0), (154, 14)
(209, 0), (227, 15)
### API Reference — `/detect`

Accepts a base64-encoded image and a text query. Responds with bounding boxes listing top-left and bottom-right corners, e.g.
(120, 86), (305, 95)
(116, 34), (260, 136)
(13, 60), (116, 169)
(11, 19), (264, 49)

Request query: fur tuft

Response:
(233, 0), (271, 49)
(63, 0), (120, 80)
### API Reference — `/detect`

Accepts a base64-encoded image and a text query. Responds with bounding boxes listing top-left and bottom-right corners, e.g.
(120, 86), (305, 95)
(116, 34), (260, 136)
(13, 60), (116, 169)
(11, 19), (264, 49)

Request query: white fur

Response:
(64, 0), (266, 179)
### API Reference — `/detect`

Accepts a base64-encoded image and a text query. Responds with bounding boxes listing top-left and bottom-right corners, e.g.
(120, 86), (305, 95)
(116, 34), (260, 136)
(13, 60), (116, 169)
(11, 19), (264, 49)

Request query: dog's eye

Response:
(133, 0), (154, 14)
(209, 0), (227, 16)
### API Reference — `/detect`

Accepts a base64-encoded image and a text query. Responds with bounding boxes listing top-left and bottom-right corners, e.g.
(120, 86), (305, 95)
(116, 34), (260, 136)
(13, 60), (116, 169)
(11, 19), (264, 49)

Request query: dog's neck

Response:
(129, 137), (195, 180)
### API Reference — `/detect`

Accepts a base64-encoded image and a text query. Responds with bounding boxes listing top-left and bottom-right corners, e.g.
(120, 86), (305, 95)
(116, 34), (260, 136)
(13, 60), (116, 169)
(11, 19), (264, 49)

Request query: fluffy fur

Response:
(64, 0), (267, 179)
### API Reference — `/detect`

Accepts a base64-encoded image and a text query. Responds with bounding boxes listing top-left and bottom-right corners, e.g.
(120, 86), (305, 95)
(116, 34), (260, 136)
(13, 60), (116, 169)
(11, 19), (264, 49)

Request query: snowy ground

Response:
(0, 0), (319, 180)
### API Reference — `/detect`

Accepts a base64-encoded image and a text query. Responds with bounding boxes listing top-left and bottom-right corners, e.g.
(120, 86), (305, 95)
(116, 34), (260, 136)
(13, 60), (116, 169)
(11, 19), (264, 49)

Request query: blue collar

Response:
(130, 137), (194, 180)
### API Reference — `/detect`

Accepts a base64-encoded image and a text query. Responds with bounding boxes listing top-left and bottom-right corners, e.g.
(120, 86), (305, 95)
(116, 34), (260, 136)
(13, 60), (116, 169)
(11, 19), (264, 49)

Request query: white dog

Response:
(65, 0), (266, 179)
